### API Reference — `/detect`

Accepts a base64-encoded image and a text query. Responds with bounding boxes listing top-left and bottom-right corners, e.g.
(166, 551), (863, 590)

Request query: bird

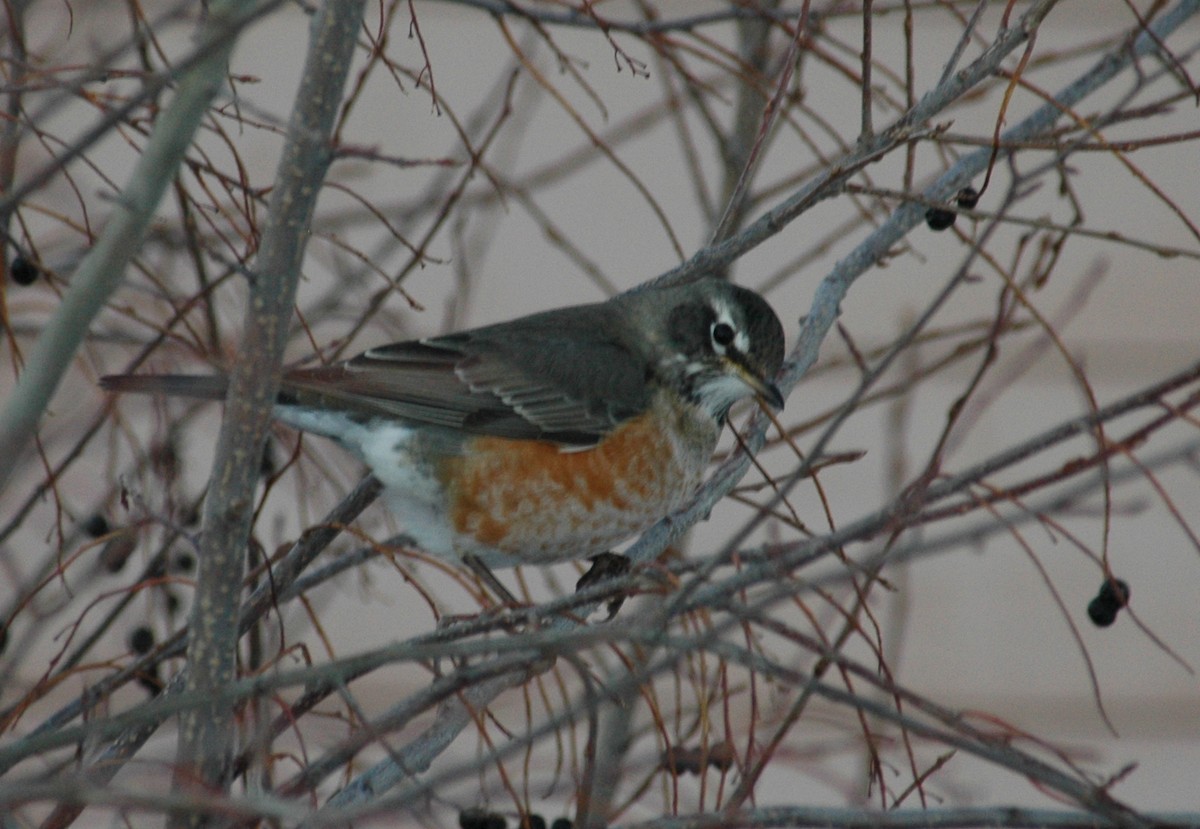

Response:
(101, 277), (785, 579)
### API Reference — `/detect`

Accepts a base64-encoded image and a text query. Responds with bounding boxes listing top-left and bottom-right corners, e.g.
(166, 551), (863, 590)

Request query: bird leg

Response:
(462, 553), (521, 608)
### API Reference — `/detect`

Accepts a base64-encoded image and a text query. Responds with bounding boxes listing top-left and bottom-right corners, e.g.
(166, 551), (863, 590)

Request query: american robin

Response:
(101, 277), (785, 572)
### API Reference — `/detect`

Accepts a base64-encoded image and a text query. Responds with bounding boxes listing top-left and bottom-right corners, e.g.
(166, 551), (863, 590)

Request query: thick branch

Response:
(0, 3), (250, 492)
(169, 0), (368, 818)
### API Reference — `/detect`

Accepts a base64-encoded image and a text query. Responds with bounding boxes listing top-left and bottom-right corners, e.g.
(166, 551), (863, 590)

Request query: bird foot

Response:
(575, 552), (632, 620)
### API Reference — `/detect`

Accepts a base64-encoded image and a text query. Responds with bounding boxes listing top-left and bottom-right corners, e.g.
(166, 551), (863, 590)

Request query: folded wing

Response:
(282, 307), (650, 447)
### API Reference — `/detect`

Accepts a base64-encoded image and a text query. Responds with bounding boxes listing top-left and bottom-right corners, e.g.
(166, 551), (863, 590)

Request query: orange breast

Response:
(442, 404), (713, 561)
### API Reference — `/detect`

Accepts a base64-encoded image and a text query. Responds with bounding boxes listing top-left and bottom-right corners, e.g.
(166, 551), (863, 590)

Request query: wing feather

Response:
(279, 304), (650, 446)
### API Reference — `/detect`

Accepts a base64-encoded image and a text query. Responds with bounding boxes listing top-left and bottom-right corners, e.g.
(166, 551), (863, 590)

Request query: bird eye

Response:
(711, 322), (736, 347)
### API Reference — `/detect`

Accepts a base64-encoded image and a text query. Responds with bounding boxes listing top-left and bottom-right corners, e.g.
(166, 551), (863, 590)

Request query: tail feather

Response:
(99, 373), (230, 401)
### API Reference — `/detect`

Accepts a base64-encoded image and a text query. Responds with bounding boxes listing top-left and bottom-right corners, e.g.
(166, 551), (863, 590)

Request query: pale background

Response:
(2, 0), (1199, 823)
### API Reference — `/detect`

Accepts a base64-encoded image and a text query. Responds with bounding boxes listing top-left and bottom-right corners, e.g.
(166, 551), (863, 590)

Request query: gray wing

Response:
(280, 304), (650, 447)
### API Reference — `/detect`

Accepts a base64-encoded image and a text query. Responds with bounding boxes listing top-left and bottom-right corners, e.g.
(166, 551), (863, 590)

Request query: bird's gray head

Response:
(640, 278), (785, 422)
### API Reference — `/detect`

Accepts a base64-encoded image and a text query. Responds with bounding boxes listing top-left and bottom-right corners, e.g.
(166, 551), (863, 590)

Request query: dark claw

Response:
(576, 552), (632, 619)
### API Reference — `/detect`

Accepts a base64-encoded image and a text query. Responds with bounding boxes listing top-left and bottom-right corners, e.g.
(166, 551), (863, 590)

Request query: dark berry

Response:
(925, 206), (956, 231)
(1099, 577), (1130, 606)
(82, 513), (110, 538)
(173, 551), (196, 573)
(10, 256), (38, 285)
(129, 625), (155, 654)
(707, 740), (735, 772)
(1087, 578), (1129, 627)
(550, 819), (572, 829)
(524, 816), (546, 829)
(956, 186), (979, 209)
(664, 746), (702, 776)
(461, 809), (505, 829)
(1087, 595), (1118, 627)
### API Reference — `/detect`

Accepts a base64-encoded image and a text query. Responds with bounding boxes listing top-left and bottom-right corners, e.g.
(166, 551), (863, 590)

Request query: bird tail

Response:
(99, 373), (229, 400)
